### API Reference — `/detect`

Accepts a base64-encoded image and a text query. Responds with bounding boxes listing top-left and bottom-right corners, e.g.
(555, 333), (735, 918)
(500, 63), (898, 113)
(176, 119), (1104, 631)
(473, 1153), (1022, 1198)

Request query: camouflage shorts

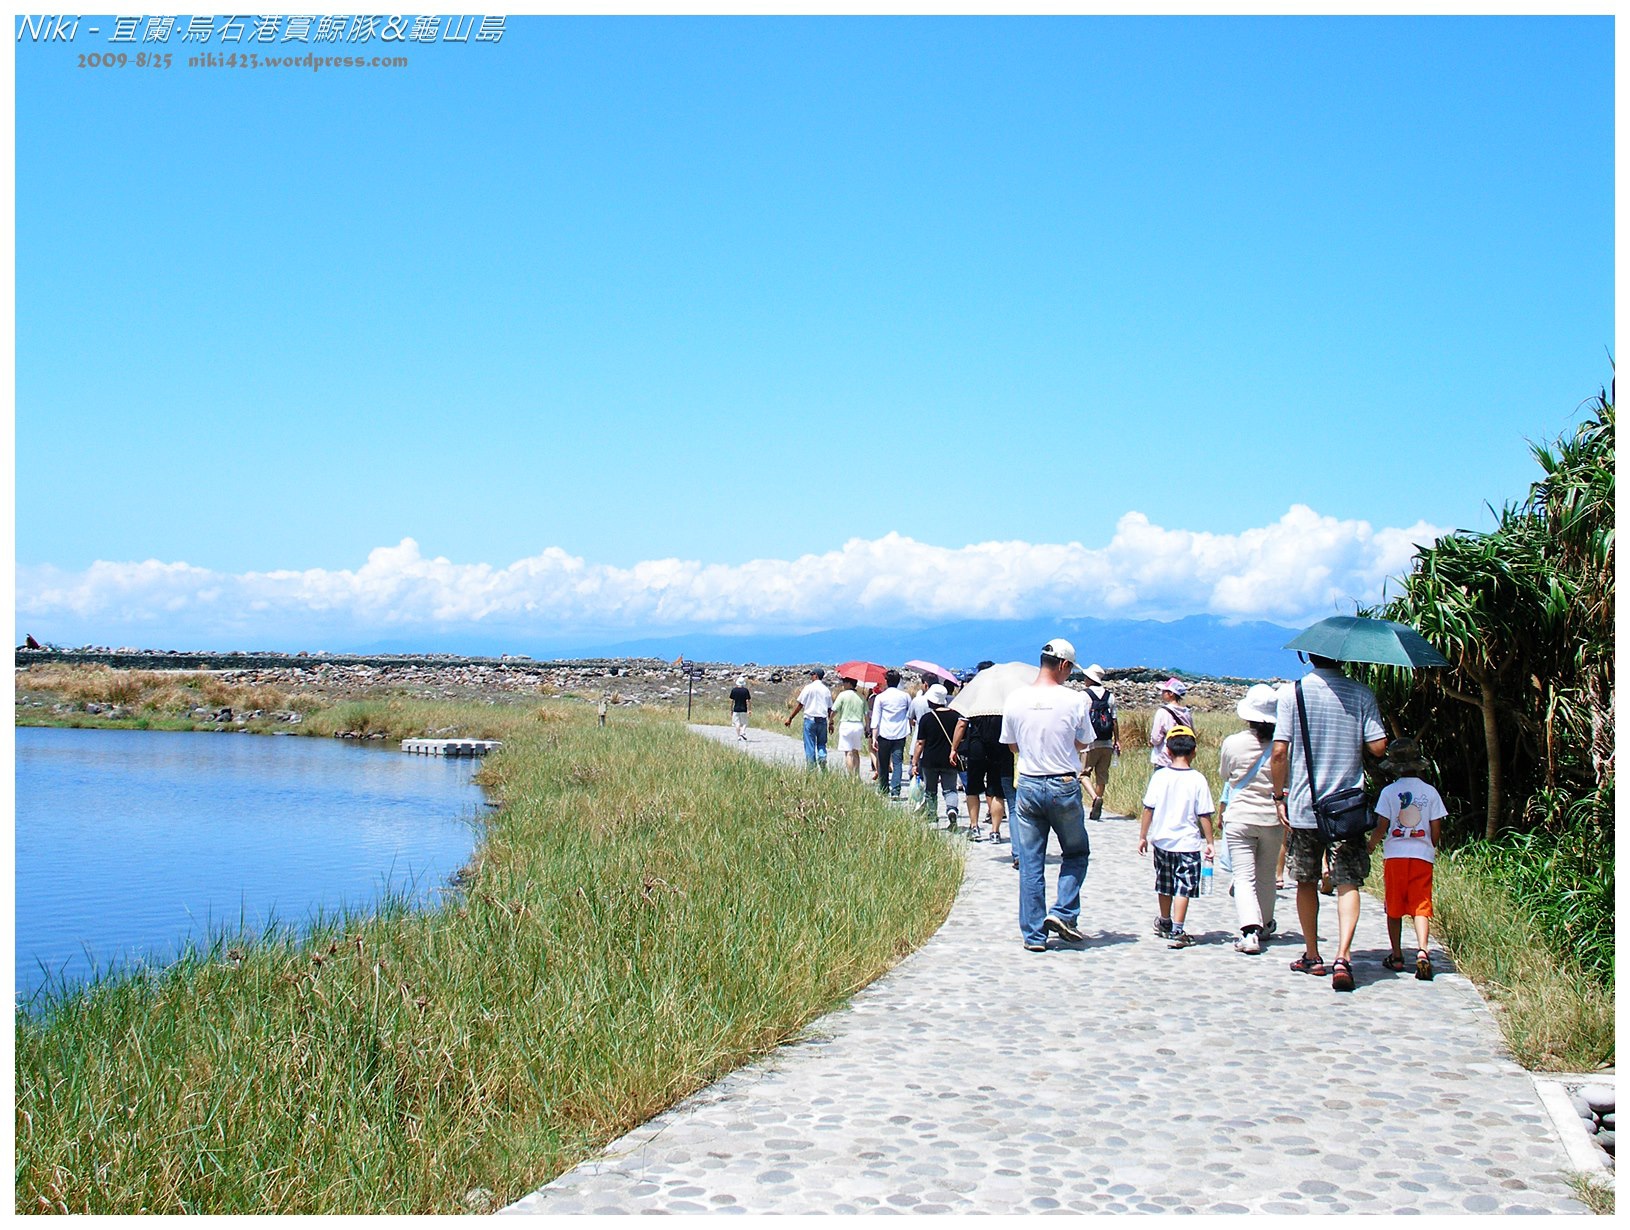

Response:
(1286, 827), (1370, 887)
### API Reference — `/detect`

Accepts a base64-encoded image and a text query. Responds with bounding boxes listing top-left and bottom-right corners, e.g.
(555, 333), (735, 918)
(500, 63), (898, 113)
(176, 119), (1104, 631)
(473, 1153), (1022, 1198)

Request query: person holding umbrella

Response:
(1270, 653), (1388, 992)
(830, 675), (868, 776)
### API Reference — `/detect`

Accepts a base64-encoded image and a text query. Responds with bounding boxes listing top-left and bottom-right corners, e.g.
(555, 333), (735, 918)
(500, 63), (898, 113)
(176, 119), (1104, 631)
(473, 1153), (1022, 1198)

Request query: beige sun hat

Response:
(1236, 683), (1280, 724)
(1084, 663), (1106, 685)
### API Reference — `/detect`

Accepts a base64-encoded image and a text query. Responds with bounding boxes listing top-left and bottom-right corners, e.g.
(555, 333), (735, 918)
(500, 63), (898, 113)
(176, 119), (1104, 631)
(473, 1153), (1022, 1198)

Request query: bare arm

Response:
(1270, 740), (1290, 828)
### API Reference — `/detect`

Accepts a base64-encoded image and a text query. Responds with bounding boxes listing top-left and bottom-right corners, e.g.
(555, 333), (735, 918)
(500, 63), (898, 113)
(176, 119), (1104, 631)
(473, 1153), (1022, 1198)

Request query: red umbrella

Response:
(905, 659), (959, 685)
(834, 660), (889, 689)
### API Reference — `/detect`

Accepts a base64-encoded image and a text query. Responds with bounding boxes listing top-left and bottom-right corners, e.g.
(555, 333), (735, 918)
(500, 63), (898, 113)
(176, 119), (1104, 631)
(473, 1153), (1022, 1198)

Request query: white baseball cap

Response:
(1041, 638), (1077, 664)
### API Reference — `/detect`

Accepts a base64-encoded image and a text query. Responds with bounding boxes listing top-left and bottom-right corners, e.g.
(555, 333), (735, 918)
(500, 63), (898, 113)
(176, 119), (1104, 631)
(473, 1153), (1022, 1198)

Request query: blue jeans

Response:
(802, 717), (828, 768)
(1014, 774), (1090, 945)
(874, 736), (906, 795)
(920, 766), (961, 821)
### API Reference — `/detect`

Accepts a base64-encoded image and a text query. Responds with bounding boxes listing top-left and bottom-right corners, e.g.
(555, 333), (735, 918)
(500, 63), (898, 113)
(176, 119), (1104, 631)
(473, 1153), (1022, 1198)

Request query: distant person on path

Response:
(1138, 725), (1215, 948)
(1271, 654), (1388, 993)
(911, 684), (962, 829)
(1079, 663), (1120, 820)
(909, 677), (933, 725)
(1001, 638), (1095, 952)
(870, 670), (914, 798)
(728, 675), (752, 743)
(831, 676), (868, 776)
(598, 693), (609, 727)
(784, 668), (833, 769)
(951, 663), (1015, 849)
(1219, 683), (1285, 954)
(1148, 678), (1194, 768)
(1369, 737), (1447, 981)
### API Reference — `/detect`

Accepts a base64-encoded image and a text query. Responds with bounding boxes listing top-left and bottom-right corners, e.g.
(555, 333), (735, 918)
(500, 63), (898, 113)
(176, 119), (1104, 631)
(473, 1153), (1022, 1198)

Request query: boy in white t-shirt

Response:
(1367, 738), (1448, 981)
(1138, 726), (1215, 949)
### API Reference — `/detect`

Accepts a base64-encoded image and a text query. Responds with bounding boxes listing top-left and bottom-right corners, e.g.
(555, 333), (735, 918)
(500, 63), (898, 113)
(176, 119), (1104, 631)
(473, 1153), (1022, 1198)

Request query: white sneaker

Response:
(1235, 932), (1261, 955)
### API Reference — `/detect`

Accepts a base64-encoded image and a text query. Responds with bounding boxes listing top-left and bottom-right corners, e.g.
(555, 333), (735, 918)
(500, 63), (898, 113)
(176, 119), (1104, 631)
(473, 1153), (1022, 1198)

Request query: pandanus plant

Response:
(1361, 388), (1614, 844)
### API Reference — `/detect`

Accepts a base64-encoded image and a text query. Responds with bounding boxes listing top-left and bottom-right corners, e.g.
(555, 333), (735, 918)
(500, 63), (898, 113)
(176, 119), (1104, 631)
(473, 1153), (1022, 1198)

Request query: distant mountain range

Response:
(350, 614), (1307, 681)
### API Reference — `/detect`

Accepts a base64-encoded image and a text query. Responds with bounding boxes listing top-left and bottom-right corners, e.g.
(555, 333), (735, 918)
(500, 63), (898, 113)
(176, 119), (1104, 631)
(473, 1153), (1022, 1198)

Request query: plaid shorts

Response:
(1153, 846), (1202, 898)
(1287, 827), (1371, 887)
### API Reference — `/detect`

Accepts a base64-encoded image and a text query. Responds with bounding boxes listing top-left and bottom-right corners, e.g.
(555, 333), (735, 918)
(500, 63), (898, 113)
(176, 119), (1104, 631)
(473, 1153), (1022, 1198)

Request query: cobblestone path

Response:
(504, 726), (1588, 1214)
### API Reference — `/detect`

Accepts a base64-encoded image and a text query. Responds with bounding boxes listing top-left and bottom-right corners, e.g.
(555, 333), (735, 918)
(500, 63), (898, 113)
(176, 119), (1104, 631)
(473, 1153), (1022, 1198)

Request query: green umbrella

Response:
(1283, 615), (1451, 669)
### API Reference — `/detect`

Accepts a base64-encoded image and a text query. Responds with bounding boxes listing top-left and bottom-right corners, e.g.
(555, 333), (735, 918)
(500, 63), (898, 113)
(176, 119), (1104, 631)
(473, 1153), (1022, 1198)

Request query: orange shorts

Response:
(1383, 857), (1434, 918)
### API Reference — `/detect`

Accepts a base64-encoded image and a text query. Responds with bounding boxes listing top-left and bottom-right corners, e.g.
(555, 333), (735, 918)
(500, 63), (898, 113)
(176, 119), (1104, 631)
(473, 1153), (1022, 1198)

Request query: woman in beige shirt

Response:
(1219, 683), (1284, 954)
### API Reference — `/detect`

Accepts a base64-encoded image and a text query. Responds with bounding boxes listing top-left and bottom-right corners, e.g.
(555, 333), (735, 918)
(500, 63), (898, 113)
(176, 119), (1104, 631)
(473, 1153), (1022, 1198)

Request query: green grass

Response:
(1402, 856), (1615, 1071)
(15, 708), (963, 1213)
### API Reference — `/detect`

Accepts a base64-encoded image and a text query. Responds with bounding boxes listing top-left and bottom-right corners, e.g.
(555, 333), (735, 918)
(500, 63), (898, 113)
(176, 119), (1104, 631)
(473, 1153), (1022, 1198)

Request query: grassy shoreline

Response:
(16, 704), (964, 1213)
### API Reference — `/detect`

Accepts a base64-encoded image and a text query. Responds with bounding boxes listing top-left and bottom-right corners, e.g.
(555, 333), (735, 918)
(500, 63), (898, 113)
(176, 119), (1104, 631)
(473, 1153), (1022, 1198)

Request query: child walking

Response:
(1138, 725), (1215, 948)
(1368, 737), (1447, 980)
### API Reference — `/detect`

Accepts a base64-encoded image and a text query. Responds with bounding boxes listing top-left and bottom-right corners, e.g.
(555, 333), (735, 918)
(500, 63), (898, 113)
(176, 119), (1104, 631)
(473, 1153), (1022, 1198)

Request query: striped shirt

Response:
(1272, 669), (1385, 831)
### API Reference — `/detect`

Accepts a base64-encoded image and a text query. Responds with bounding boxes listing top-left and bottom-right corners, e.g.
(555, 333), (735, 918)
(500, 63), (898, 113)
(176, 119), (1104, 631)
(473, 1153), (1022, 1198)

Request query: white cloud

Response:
(15, 506), (1445, 646)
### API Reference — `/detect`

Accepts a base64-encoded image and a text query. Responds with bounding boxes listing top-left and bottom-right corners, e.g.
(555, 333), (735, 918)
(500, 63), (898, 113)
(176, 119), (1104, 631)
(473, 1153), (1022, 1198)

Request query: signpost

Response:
(679, 659), (706, 720)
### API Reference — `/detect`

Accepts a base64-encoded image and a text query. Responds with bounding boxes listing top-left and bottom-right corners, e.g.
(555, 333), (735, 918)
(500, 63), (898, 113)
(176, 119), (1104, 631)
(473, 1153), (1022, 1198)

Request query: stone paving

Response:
(504, 726), (1589, 1215)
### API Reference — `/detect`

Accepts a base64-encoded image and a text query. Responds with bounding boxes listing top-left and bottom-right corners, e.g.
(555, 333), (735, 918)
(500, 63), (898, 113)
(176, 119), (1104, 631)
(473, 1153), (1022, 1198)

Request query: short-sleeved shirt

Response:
(729, 686), (751, 713)
(1375, 776), (1447, 863)
(796, 680), (832, 720)
(1142, 766), (1215, 853)
(1083, 686), (1117, 749)
(1149, 703), (1194, 767)
(914, 706), (958, 770)
(831, 689), (865, 726)
(1273, 669), (1386, 831)
(871, 687), (914, 740)
(909, 692), (931, 723)
(1218, 728), (1277, 827)
(999, 683), (1093, 778)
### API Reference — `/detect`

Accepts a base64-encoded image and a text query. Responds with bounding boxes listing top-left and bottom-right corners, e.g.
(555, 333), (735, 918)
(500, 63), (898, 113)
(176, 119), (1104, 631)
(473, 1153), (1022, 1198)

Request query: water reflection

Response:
(15, 727), (485, 1001)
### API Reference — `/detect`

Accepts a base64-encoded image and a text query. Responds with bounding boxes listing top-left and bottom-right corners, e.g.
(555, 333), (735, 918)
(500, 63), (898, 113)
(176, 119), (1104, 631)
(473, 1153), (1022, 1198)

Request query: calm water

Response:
(15, 727), (486, 1002)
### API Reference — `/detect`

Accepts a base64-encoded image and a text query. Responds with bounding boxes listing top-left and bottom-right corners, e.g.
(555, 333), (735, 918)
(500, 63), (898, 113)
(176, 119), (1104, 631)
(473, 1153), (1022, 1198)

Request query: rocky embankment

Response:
(15, 647), (1263, 716)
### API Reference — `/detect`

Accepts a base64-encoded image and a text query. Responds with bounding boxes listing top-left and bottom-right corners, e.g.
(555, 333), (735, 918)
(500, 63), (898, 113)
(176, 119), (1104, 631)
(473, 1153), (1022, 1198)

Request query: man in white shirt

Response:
(869, 669), (914, 797)
(1000, 638), (1095, 952)
(784, 667), (834, 769)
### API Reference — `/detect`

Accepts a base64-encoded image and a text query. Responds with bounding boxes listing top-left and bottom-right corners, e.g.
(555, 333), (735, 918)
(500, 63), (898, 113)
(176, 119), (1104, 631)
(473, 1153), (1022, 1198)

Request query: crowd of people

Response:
(734, 637), (1448, 995)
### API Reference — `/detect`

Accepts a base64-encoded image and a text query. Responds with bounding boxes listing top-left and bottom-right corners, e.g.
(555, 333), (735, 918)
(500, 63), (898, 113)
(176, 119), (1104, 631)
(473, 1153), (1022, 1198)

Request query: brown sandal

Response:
(1331, 957), (1355, 992)
(1289, 953), (1329, 976)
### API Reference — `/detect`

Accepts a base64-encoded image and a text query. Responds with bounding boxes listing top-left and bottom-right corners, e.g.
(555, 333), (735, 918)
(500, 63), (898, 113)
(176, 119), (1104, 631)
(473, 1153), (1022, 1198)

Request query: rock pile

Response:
(1570, 1081), (1616, 1163)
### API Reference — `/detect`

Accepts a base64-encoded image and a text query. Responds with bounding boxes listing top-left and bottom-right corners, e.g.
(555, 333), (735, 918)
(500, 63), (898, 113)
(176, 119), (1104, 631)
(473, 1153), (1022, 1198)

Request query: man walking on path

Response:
(1271, 654), (1388, 992)
(1001, 638), (1095, 951)
(1079, 663), (1119, 821)
(869, 669), (914, 797)
(785, 668), (833, 769)
(728, 675), (751, 743)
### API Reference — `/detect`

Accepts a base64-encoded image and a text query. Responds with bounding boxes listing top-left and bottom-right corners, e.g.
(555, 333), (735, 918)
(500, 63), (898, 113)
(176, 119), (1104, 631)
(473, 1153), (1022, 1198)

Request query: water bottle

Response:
(1200, 853), (1215, 896)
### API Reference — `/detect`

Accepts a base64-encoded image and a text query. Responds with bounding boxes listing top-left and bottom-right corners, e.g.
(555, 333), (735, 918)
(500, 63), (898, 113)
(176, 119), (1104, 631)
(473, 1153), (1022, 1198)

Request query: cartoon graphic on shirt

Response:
(1390, 791), (1427, 839)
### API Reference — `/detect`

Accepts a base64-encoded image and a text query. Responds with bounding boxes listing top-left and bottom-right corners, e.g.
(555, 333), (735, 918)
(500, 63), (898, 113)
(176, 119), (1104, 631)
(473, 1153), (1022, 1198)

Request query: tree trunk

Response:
(1447, 667), (1505, 841)
(1467, 663), (1504, 840)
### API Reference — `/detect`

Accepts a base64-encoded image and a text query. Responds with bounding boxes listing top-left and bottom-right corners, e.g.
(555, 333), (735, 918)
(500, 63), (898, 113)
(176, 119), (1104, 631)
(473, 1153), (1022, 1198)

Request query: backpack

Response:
(1088, 687), (1115, 740)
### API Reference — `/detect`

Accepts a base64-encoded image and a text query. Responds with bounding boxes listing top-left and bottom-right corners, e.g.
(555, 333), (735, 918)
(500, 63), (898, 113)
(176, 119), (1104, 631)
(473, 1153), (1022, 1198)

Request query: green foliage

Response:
(16, 711), (962, 1213)
(1359, 388), (1614, 991)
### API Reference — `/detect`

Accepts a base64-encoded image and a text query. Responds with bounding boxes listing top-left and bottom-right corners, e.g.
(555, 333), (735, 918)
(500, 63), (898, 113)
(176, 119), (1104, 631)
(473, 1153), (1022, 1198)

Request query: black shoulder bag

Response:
(1295, 680), (1375, 842)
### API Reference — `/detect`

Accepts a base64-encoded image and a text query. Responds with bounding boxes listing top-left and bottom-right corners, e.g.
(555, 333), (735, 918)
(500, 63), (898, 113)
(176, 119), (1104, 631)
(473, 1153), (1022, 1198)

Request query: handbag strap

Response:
(1237, 743), (1273, 790)
(1294, 679), (1325, 808)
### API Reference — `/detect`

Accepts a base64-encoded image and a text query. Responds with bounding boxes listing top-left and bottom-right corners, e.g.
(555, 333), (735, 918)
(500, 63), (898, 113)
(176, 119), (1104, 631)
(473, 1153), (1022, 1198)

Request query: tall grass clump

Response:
(1420, 856), (1614, 1070)
(16, 710), (962, 1213)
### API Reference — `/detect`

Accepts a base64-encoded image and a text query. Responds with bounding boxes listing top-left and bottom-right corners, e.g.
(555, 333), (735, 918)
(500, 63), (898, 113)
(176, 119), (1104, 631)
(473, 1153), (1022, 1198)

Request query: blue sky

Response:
(13, 15), (1614, 649)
